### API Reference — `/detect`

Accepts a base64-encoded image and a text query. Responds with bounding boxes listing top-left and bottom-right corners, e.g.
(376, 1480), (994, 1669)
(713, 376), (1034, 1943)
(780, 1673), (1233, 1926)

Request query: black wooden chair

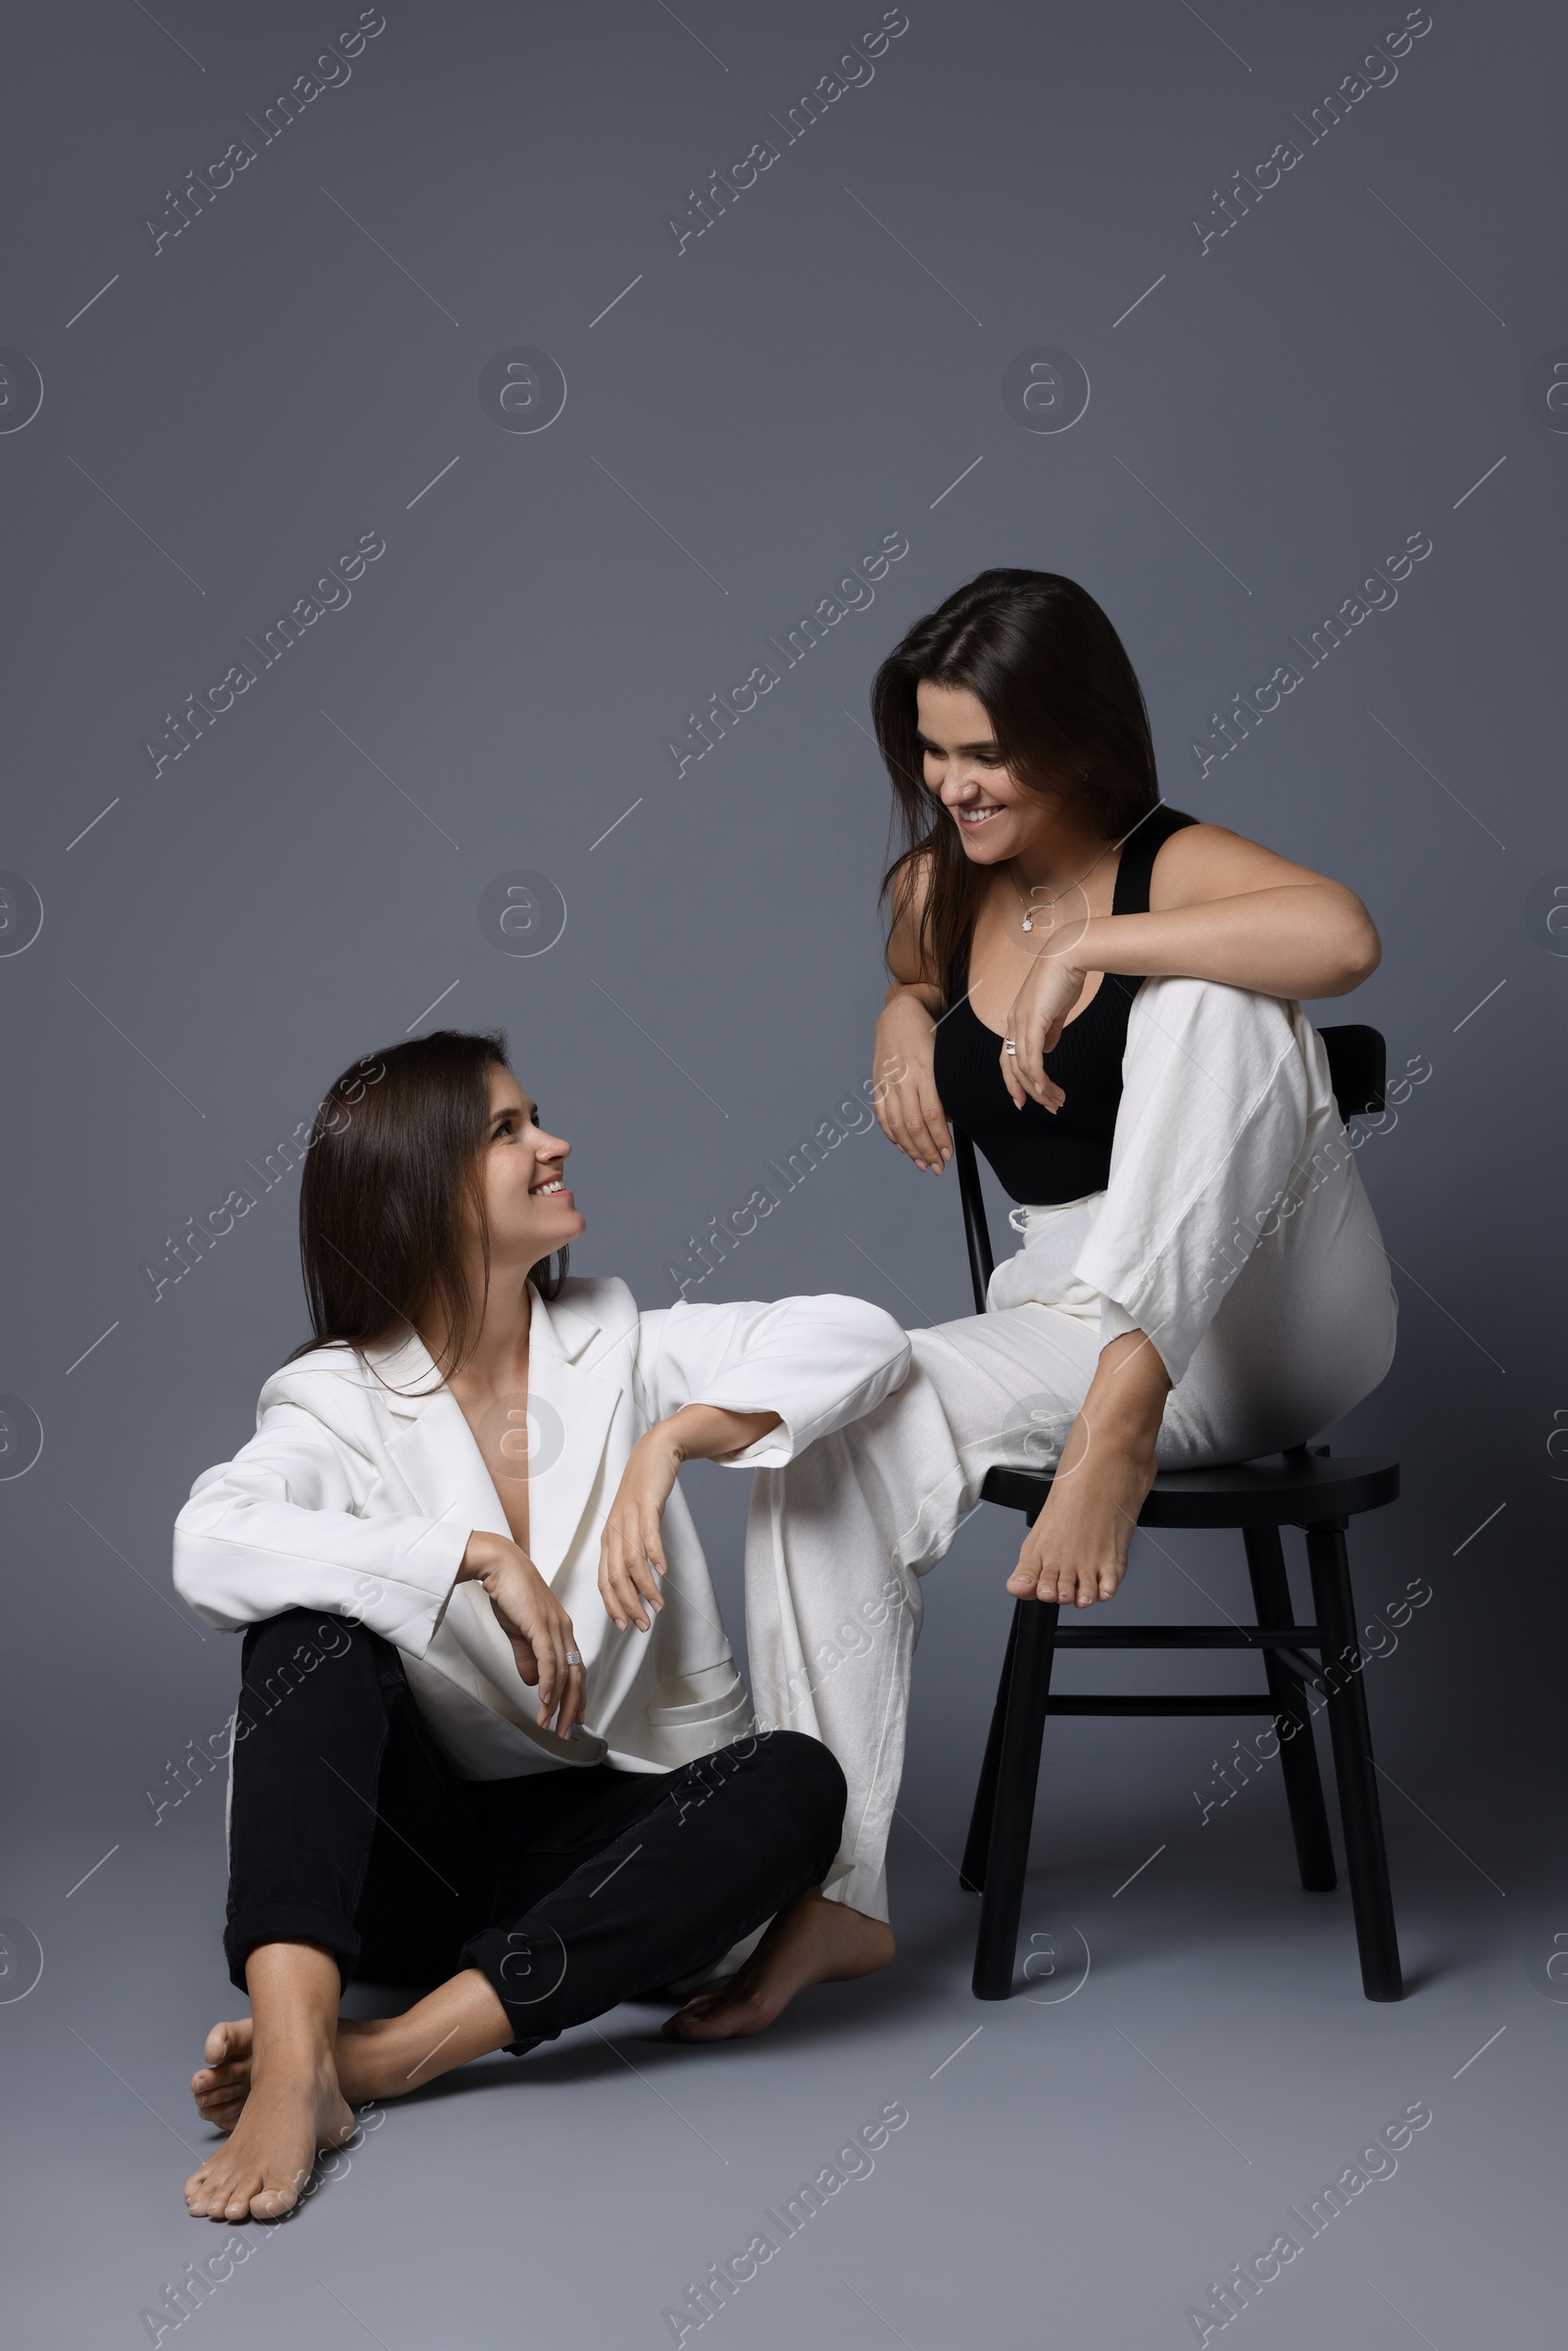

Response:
(954, 1023), (1404, 2002)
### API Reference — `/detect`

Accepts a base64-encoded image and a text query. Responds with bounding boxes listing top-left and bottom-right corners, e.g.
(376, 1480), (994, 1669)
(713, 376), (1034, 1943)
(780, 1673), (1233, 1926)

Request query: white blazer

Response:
(172, 1275), (910, 1780)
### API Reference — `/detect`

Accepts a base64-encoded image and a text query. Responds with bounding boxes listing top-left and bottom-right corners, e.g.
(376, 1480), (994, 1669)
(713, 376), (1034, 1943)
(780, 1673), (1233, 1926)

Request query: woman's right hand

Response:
(873, 987), (952, 1174)
(457, 1531), (587, 1738)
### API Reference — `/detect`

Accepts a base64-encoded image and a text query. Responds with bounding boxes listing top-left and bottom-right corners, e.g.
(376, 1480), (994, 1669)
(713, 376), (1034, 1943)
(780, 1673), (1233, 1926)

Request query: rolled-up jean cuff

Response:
(223, 1901), (359, 1993)
(459, 1925), (569, 2056)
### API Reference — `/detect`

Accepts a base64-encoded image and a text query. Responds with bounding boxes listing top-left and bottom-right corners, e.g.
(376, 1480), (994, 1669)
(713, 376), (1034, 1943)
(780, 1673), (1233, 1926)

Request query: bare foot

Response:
(1006, 1329), (1169, 1609)
(190, 1968), (513, 2159)
(662, 1886), (894, 2042)
(1007, 1429), (1158, 1609)
(184, 2033), (355, 2222)
(191, 2015), (407, 2131)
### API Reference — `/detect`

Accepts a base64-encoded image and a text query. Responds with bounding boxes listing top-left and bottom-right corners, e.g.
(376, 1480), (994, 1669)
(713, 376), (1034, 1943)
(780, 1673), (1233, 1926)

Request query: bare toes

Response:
(661, 1998), (713, 2038)
(192, 2062), (243, 2095)
(204, 2017), (252, 2066)
(250, 2176), (302, 2220)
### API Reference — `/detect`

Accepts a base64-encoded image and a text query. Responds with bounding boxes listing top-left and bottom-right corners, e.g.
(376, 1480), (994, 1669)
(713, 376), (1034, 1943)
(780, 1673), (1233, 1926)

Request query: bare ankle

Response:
(253, 2021), (337, 2069)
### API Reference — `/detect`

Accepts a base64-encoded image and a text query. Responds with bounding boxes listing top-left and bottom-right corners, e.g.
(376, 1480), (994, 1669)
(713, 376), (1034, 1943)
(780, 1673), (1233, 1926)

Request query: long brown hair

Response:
(285, 1029), (567, 1385)
(872, 568), (1161, 997)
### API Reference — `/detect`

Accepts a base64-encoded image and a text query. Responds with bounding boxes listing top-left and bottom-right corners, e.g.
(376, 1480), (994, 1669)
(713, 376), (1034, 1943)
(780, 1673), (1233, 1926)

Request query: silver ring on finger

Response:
(1004, 1039), (1018, 1055)
(564, 1649), (583, 1667)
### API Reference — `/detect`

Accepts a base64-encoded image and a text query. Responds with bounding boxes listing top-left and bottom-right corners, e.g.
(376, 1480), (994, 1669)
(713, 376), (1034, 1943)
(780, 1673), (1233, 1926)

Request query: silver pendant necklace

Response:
(1007, 838), (1115, 933)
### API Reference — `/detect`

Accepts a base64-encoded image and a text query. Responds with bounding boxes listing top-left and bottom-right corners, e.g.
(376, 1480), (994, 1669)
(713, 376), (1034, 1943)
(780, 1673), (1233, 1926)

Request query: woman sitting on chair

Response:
(672, 566), (1399, 2038)
(174, 1029), (910, 2222)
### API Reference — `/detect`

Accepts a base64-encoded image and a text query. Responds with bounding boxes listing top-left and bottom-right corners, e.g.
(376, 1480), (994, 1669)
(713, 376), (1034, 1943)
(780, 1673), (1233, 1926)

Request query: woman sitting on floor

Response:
(173, 1028), (910, 2223)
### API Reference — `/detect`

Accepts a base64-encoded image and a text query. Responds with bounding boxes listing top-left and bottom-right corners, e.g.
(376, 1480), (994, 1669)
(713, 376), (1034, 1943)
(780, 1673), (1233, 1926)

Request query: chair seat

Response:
(981, 1450), (1399, 1531)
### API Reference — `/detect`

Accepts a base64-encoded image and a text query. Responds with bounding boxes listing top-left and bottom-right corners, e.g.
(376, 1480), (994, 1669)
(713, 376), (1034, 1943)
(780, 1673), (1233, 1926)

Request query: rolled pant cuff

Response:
(460, 1924), (573, 2056)
(1098, 1294), (1145, 1350)
(223, 1901), (359, 1993)
(820, 1858), (890, 1925)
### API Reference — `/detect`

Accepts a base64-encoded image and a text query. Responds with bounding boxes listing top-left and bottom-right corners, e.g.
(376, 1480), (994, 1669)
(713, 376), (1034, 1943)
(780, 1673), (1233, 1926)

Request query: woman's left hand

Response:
(1002, 951), (1087, 1110)
(598, 1426), (683, 1632)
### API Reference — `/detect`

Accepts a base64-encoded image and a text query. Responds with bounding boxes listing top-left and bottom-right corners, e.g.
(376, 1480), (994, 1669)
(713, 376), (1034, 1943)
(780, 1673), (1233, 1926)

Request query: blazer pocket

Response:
(647, 1662), (752, 1759)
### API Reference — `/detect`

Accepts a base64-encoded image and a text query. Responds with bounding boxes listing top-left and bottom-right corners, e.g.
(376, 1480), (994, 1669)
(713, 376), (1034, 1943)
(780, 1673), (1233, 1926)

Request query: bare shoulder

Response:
(1149, 818), (1340, 908)
(890, 844), (937, 923)
(886, 845), (939, 984)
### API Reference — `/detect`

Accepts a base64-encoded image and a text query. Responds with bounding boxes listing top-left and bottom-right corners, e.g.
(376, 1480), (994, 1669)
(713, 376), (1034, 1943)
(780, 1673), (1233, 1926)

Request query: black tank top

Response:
(932, 803), (1199, 1203)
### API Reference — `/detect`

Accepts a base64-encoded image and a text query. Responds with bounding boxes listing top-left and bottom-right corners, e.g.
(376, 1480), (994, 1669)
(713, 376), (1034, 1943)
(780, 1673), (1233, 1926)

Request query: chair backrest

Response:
(1319, 1023), (1385, 1121)
(952, 1021), (1385, 1319)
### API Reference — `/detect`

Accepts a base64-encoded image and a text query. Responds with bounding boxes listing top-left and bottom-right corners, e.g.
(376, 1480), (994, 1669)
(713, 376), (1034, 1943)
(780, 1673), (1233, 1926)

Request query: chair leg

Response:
(1243, 1526), (1336, 1893)
(1306, 1524), (1404, 2002)
(971, 1598), (1058, 2000)
(959, 1606), (1021, 1893)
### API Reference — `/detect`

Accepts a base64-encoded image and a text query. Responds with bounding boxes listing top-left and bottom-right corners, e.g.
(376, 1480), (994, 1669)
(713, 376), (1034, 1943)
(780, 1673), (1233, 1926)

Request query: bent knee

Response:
(238, 1606), (374, 1675)
(1132, 972), (1293, 1042)
(753, 1728), (848, 1836)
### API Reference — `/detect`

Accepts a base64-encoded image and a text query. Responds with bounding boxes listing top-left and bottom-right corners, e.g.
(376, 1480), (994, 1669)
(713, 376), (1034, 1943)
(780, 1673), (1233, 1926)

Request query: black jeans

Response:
(223, 1609), (846, 2053)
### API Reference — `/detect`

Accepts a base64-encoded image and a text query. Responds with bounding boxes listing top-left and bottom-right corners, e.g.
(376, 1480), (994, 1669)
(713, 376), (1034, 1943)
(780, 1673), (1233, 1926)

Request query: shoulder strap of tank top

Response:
(1111, 804), (1199, 917)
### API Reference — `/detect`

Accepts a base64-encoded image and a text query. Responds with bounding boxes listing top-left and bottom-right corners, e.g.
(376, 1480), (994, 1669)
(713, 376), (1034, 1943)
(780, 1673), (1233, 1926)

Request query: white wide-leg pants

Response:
(744, 978), (1398, 1923)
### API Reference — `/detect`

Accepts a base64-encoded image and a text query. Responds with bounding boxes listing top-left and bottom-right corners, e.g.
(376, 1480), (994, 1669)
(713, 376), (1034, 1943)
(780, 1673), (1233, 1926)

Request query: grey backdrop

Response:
(3, 3), (1564, 2345)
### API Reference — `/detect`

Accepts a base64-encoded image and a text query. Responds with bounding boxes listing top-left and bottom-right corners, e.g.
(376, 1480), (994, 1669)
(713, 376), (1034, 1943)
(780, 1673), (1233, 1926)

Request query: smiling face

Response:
(474, 1065), (586, 1274)
(915, 678), (1082, 871)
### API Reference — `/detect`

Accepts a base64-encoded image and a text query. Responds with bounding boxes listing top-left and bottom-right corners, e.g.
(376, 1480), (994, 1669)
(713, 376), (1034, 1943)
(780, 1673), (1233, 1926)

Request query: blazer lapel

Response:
(368, 1328), (512, 1549)
(365, 1285), (623, 1583)
(516, 1282), (623, 1581)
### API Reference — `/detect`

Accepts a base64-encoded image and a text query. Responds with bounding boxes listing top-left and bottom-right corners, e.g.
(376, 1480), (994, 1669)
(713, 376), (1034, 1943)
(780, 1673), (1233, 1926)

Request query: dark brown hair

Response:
(872, 568), (1161, 997)
(285, 1028), (567, 1385)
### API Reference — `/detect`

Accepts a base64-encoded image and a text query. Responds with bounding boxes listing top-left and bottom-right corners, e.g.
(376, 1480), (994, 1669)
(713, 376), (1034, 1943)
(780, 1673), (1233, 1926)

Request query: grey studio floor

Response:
(7, 1463), (1556, 2351)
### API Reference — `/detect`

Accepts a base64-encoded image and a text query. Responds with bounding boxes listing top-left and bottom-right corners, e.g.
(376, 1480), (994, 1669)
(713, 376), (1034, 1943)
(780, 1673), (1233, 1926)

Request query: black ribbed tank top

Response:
(933, 803), (1198, 1203)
